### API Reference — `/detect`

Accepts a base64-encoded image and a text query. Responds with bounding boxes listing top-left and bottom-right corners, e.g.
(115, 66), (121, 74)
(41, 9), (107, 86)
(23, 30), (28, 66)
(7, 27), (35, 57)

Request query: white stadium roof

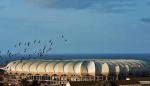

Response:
(5, 59), (148, 76)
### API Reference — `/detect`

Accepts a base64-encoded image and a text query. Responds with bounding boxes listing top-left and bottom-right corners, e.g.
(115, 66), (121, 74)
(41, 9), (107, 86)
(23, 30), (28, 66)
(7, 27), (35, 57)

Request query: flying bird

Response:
(64, 39), (68, 42)
(24, 48), (27, 52)
(39, 53), (43, 57)
(19, 42), (21, 46)
(43, 45), (46, 50)
(49, 40), (52, 43)
(8, 53), (11, 57)
(14, 54), (17, 57)
(28, 54), (31, 60)
(50, 42), (53, 45)
(34, 40), (36, 44)
(27, 42), (30, 47)
(61, 35), (64, 38)
(7, 50), (10, 54)
(38, 40), (40, 44)
(42, 50), (45, 53)
(34, 51), (37, 54)
(48, 47), (52, 51)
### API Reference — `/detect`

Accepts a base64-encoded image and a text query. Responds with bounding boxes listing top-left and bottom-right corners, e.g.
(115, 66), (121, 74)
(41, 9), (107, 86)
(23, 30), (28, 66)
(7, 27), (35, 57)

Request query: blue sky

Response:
(0, 0), (150, 54)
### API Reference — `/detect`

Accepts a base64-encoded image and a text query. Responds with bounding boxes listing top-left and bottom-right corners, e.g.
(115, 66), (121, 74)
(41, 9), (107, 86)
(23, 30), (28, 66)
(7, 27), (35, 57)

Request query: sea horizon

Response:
(1, 53), (150, 65)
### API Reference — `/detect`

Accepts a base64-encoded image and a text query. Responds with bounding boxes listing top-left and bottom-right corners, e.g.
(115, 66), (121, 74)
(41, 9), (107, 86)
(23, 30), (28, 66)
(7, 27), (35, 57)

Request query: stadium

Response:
(4, 59), (149, 84)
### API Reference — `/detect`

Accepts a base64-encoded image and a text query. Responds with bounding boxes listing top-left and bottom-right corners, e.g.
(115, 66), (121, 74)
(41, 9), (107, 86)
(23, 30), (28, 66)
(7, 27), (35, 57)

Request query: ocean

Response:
(1, 54), (150, 65)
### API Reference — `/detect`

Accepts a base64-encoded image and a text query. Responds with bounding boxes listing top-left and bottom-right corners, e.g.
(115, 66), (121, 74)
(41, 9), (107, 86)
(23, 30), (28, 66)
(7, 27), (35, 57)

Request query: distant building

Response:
(66, 79), (150, 86)
(66, 81), (141, 86)
(3, 59), (150, 85)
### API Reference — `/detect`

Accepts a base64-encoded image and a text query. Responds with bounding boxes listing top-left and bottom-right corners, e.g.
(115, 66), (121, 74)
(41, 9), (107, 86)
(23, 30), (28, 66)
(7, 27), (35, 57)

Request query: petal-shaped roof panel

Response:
(64, 61), (77, 75)
(81, 61), (89, 75)
(54, 61), (68, 74)
(16, 61), (28, 72)
(29, 61), (42, 73)
(11, 60), (21, 72)
(37, 61), (49, 74)
(87, 61), (95, 76)
(45, 61), (59, 74)
(74, 62), (82, 75)
(102, 63), (109, 76)
(22, 61), (34, 73)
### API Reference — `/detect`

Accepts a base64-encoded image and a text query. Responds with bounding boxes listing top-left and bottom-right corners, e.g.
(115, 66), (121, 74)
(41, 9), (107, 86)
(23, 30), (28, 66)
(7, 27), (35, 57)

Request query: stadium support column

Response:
(106, 75), (108, 80)
(94, 75), (96, 81)
(116, 74), (119, 80)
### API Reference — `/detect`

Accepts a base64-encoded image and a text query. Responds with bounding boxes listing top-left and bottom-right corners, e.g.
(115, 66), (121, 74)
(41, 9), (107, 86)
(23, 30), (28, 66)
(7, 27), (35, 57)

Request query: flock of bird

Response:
(0, 35), (68, 60)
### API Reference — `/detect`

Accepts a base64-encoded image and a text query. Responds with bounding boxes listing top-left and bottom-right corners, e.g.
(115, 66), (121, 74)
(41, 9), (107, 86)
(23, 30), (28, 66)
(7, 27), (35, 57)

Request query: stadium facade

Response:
(4, 59), (149, 82)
